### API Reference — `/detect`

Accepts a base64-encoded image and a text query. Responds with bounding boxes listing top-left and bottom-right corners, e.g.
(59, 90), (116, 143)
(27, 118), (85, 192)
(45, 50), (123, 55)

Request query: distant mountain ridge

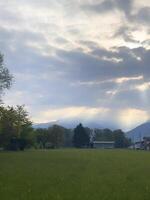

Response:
(33, 120), (103, 129)
(33, 121), (58, 129)
(127, 121), (150, 142)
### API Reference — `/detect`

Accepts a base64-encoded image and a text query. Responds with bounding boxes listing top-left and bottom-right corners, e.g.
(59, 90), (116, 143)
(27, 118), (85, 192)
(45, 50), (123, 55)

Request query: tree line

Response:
(0, 108), (131, 150)
(34, 124), (131, 149)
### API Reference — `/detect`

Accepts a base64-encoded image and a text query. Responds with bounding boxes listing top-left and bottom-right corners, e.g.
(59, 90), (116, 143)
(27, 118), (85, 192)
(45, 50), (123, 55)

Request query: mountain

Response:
(127, 121), (150, 142)
(33, 119), (103, 129)
(33, 121), (58, 129)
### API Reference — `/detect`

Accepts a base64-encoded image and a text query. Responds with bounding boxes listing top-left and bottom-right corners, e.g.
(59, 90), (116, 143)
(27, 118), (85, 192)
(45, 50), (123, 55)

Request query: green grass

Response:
(0, 149), (150, 200)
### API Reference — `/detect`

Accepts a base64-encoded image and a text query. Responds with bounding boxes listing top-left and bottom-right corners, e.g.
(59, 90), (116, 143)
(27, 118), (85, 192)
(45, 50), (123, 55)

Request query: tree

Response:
(64, 128), (74, 147)
(0, 106), (16, 148)
(94, 128), (113, 141)
(0, 105), (33, 150)
(113, 129), (130, 148)
(35, 128), (49, 148)
(73, 123), (90, 148)
(0, 53), (13, 101)
(47, 125), (65, 148)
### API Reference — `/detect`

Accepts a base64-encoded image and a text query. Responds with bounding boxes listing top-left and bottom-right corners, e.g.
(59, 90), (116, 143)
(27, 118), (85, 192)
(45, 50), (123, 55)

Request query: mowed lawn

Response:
(0, 150), (150, 200)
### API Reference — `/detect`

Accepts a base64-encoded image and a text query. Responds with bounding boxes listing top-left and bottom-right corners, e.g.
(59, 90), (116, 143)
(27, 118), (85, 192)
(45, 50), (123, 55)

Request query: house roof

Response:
(93, 141), (115, 144)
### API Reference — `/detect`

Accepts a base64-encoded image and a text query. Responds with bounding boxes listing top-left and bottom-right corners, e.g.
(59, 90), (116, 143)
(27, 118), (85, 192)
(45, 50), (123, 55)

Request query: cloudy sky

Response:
(0, 0), (150, 131)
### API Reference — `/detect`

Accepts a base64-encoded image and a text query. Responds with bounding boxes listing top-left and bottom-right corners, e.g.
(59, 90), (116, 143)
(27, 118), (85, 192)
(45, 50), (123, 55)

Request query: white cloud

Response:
(32, 106), (110, 123)
(135, 82), (150, 91)
(115, 75), (143, 84)
(118, 108), (149, 131)
(72, 76), (144, 87)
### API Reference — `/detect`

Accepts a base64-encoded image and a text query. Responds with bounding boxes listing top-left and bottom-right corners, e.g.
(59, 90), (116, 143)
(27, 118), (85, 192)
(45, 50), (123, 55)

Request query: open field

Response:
(0, 149), (150, 200)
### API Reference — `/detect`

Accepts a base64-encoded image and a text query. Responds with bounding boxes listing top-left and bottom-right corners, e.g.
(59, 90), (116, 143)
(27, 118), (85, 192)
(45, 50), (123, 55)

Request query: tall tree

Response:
(64, 128), (74, 147)
(35, 128), (49, 148)
(0, 105), (33, 150)
(48, 125), (65, 148)
(94, 128), (113, 141)
(0, 53), (13, 101)
(73, 123), (90, 148)
(0, 106), (16, 148)
(113, 129), (130, 148)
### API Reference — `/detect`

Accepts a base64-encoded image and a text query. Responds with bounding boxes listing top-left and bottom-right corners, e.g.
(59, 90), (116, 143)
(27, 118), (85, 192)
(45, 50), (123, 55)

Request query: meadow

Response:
(0, 149), (150, 200)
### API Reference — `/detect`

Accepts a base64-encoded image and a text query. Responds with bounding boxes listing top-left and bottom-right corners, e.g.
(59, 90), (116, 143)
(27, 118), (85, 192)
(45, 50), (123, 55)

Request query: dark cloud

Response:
(55, 46), (150, 82)
(113, 26), (140, 44)
(82, 0), (150, 26)
(82, 0), (133, 18)
(135, 7), (150, 24)
(82, 0), (114, 13)
(114, 0), (133, 18)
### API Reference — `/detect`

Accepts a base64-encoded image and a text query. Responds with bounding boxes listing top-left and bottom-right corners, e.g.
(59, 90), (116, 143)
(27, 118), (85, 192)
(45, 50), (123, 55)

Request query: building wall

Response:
(93, 143), (114, 149)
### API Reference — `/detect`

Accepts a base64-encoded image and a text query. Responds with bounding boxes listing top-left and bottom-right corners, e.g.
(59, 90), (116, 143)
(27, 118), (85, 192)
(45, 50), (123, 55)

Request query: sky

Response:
(0, 0), (150, 131)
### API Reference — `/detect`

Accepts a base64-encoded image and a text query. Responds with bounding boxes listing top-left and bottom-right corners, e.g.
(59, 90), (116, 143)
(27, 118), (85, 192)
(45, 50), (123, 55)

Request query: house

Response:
(130, 137), (150, 150)
(93, 141), (115, 149)
(143, 137), (150, 150)
(134, 141), (144, 150)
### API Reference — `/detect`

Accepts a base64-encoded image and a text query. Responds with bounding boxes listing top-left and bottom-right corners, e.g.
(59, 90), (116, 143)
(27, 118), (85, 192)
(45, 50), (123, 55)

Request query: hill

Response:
(33, 119), (103, 129)
(127, 121), (150, 142)
(33, 121), (58, 129)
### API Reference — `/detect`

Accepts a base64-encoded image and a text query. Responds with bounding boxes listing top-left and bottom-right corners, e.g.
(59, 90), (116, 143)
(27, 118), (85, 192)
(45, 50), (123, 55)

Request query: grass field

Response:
(0, 149), (150, 200)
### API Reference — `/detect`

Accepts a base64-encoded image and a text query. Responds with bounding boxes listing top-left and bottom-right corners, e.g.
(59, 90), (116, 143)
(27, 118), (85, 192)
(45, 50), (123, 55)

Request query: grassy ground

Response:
(0, 149), (150, 200)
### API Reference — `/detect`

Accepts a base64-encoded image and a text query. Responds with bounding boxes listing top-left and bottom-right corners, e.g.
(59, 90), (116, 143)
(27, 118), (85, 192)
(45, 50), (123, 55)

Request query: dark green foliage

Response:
(47, 125), (65, 148)
(34, 126), (73, 149)
(35, 128), (49, 148)
(33, 126), (131, 149)
(9, 138), (27, 151)
(94, 128), (131, 148)
(73, 123), (90, 148)
(113, 129), (131, 148)
(0, 105), (33, 150)
(85, 127), (91, 138)
(64, 129), (74, 147)
(94, 128), (113, 141)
